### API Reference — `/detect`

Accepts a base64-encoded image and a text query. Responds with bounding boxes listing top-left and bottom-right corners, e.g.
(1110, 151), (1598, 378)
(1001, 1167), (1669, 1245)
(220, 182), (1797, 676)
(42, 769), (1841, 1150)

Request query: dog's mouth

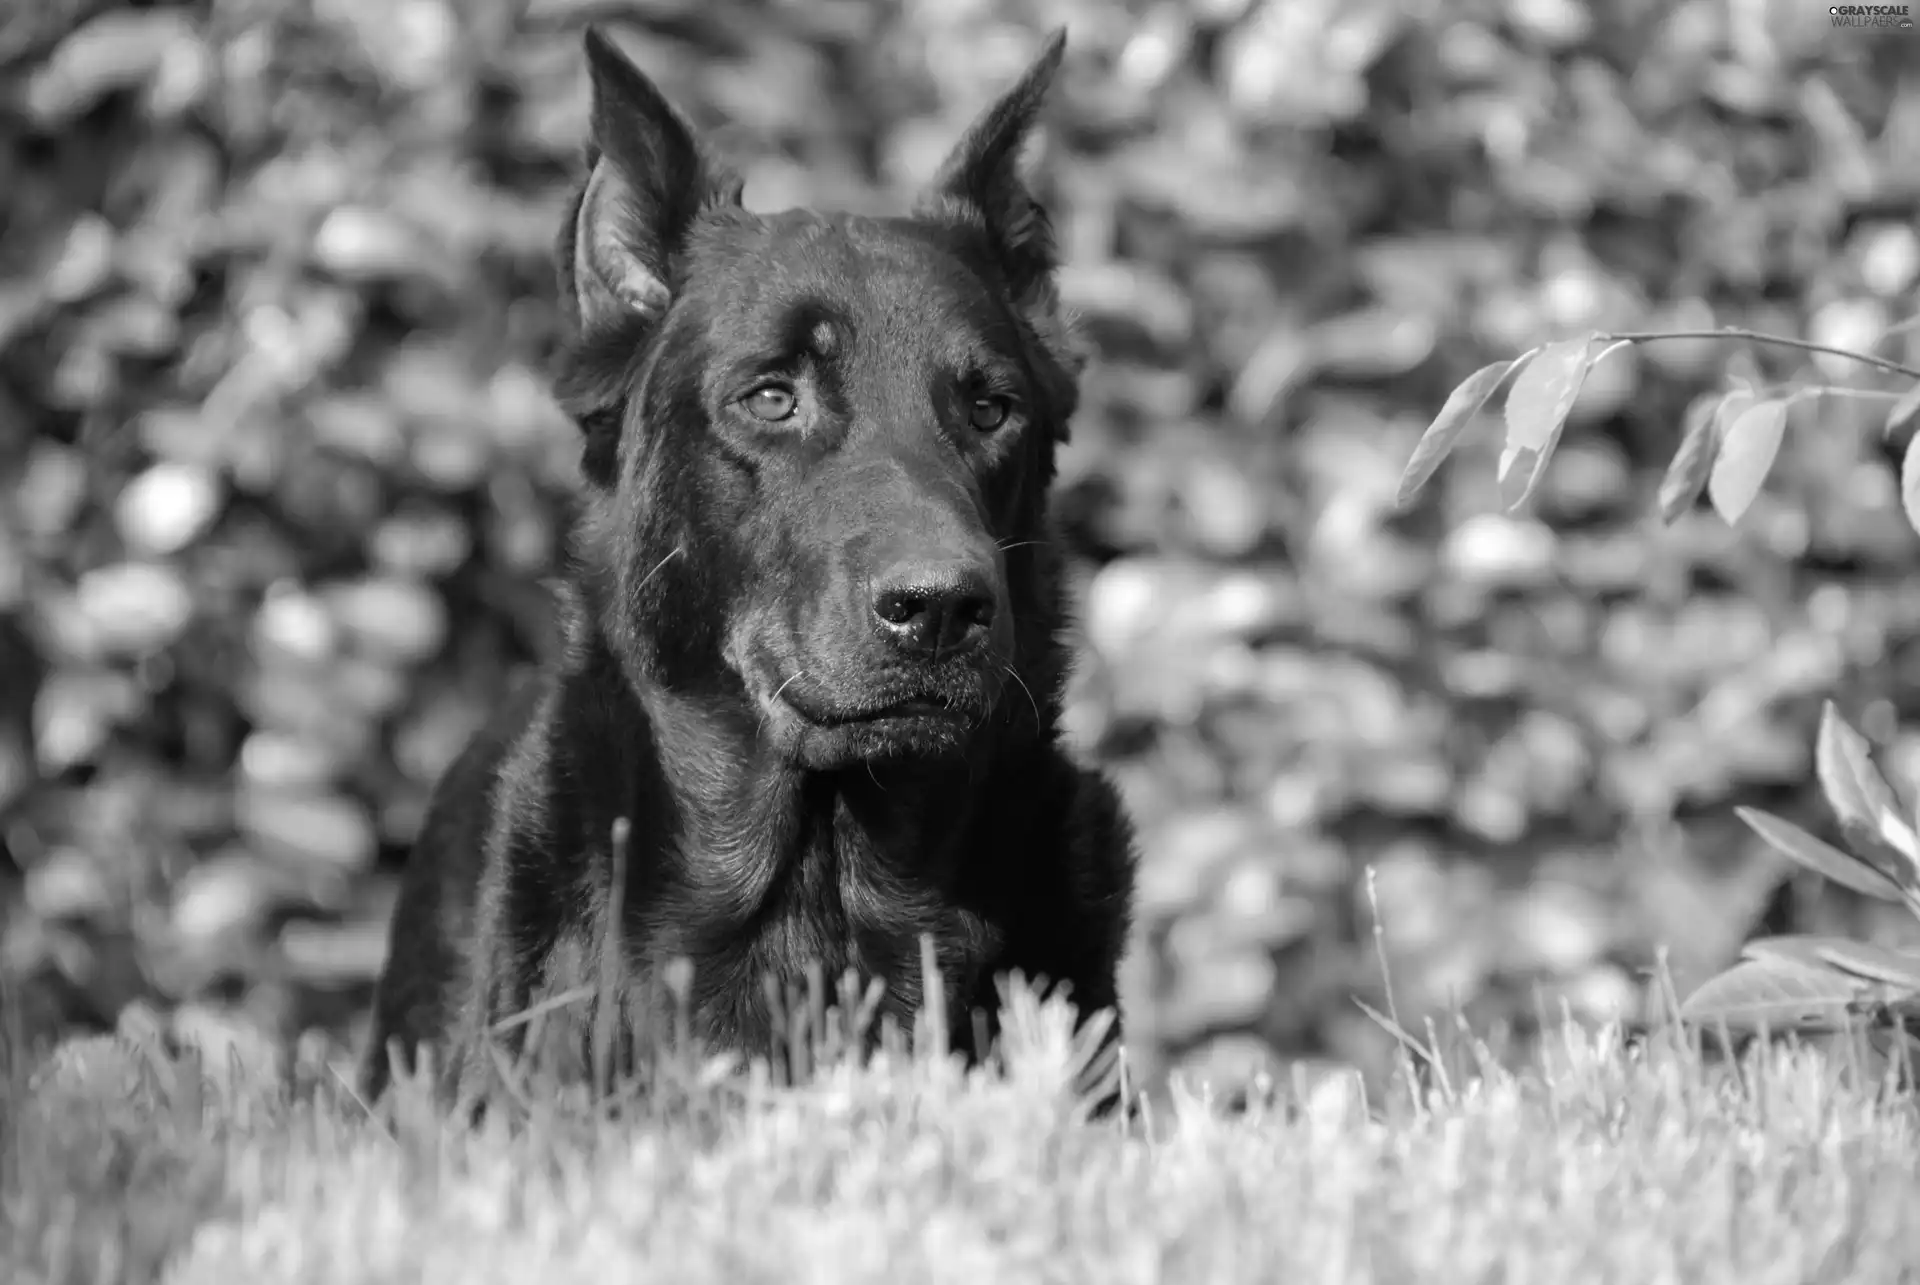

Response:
(784, 689), (968, 728)
(740, 649), (1004, 767)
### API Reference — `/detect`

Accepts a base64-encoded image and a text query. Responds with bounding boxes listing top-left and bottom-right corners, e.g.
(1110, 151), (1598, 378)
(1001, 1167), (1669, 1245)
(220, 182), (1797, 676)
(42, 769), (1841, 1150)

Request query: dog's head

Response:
(554, 28), (1083, 771)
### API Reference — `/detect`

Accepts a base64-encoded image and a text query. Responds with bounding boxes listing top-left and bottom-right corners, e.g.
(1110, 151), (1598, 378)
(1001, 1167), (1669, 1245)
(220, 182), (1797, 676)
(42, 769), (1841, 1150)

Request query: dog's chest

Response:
(685, 825), (1002, 1044)
(774, 826), (986, 967)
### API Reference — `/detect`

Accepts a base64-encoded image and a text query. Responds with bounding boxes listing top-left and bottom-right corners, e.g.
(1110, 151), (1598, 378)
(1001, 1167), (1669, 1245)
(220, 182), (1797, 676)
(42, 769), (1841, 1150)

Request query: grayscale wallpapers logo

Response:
(1829, 3), (1915, 26)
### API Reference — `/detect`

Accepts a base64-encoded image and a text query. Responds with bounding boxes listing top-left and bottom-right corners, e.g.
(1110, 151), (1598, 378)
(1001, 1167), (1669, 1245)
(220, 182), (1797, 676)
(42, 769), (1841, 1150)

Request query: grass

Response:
(6, 975), (1920, 1285)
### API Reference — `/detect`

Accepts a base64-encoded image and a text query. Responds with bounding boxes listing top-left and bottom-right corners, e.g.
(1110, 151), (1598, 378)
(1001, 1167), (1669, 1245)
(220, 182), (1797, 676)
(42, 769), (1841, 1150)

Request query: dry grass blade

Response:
(489, 987), (597, 1035)
(592, 815), (631, 1105)
(1353, 996), (1443, 1078)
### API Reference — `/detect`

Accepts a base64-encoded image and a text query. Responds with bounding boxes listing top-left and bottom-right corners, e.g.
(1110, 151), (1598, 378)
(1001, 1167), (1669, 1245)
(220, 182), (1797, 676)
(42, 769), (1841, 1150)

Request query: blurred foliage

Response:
(4, 0), (1920, 1095)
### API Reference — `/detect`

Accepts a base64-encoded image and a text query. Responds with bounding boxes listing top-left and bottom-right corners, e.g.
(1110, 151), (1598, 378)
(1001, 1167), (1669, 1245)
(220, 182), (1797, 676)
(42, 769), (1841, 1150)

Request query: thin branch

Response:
(1589, 338), (1636, 368)
(1781, 384), (1907, 409)
(1601, 328), (1920, 382)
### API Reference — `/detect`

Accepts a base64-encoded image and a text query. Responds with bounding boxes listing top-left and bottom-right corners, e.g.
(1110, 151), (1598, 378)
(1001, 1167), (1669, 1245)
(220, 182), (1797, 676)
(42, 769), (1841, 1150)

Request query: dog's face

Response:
(554, 29), (1082, 771)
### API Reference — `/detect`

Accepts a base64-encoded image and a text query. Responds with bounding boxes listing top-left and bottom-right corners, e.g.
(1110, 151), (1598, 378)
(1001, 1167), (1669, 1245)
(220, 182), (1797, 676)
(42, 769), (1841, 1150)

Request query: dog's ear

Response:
(919, 29), (1068, 311)
(920, 30), (1084, 439)
(560, 27), (744, 338)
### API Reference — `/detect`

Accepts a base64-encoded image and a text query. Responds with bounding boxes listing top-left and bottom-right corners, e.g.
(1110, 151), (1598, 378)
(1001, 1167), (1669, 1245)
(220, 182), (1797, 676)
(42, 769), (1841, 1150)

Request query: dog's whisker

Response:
(755, 672), (804, 741)
(1004, 663), (1043, 730)
(633, 545), (684, 598)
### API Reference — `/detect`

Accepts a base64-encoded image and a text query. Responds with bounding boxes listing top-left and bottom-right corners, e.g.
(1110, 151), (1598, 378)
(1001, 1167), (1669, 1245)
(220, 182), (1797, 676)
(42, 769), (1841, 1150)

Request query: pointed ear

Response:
(557, 27), (744, 339)
(918, 28), (1068, 310)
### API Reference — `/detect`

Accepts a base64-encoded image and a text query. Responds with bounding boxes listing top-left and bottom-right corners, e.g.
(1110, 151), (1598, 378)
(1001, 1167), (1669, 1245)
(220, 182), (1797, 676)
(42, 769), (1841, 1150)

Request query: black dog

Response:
(358, 25), (1138, 1109)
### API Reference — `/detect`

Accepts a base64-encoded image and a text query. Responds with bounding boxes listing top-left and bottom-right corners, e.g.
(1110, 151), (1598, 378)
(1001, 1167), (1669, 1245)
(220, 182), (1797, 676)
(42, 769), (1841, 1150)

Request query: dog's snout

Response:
(870, 562), (997, 658)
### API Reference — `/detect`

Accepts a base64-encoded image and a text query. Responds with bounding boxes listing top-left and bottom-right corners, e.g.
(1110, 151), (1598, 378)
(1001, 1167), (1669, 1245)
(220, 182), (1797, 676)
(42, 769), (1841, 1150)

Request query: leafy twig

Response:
(1395, 324), (1920, 530)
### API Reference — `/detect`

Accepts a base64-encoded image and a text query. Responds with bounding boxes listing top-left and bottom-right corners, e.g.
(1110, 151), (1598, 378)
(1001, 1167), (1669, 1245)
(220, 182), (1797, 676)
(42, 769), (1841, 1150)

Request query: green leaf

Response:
(1814, 702), (1919, 881)
(1817, 702), (1890, 831)
(1813, 940), (1920, 993)
(1712, 386), (1758, 433)
(1394, 354), (1528, 510)
(1902, 426), (1920, 539)
(1706, 397), (1787, 526)
(1678, 956), (1867, 1032)
(1499, 421), (1575, 514)
(1734, 806), (1905, 903)
(1886, 381), (1920, 439)
(1741, 935), (1920, 992)
(1656, 394), (1723, 524)
(1739, 935), (1840, 971)
(1498, 334), (1595, 486)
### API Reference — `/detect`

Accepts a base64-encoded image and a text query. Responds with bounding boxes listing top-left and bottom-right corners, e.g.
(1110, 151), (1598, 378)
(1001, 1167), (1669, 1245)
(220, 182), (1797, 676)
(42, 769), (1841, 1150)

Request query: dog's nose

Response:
(870, 563), (997, 657)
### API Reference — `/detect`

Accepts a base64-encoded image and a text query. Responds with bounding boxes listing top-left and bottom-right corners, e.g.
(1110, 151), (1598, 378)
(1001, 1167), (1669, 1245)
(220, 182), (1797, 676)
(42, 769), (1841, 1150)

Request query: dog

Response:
(357, 25), (1139, 1112)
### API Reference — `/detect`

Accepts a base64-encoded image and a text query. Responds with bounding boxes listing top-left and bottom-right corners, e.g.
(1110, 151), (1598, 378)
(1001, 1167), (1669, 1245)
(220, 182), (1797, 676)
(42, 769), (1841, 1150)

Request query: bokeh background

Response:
(3, 0), (1919, 1097)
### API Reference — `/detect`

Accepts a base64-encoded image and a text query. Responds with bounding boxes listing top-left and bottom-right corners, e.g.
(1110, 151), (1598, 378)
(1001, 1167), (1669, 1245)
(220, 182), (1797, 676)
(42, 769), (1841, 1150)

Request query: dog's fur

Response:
(358, 26), (1138, 1107)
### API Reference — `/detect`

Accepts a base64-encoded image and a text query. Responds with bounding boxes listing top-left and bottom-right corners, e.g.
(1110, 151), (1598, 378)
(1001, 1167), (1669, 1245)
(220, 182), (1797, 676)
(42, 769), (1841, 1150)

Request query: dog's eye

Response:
(968, 395), (1013, 432)
(742, 385), (798, 422)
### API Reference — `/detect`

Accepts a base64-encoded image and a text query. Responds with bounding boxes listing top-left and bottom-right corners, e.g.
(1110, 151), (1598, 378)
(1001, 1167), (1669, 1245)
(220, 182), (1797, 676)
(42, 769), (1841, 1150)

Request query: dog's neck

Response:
(557, 587), (1017, 887)
(639, 668), (1004, 867)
